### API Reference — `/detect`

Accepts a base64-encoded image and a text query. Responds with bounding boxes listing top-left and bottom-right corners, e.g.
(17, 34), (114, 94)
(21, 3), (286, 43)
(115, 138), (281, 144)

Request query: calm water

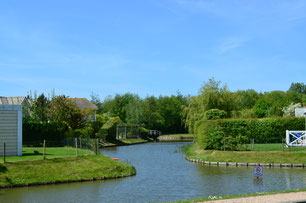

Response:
(0, 142), (305, 203)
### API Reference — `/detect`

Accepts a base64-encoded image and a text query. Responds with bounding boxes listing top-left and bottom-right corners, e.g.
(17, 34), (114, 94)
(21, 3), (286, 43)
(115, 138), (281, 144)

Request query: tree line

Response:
(24, 79), (305, 137)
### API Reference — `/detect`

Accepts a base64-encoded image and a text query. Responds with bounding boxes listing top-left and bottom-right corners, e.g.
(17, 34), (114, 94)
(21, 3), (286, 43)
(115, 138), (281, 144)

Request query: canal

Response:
(0, 142), (305, 203)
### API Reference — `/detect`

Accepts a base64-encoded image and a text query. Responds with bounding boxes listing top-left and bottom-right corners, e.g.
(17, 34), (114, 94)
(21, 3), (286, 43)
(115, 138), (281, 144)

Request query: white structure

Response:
(0, 105), (22, 156)
(295, 108), (306, 117)
(286, 130), (306, 147)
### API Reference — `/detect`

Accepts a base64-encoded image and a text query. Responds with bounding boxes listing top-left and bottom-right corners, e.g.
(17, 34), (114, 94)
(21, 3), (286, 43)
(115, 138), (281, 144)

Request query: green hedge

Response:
(98, 117), (122, 142)
(23, 121), (70, 146)
(194, 117), (305, 150)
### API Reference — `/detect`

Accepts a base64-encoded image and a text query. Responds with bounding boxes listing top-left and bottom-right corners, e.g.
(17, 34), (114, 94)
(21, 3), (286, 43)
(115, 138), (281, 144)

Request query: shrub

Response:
(74, 126), (95, 138)
(98, 117), (122, 141)
(194, 117), (304, 150)
(139, 127), (149, 139)
(204, 109), (227, 120)
(23, 121), (69, 146)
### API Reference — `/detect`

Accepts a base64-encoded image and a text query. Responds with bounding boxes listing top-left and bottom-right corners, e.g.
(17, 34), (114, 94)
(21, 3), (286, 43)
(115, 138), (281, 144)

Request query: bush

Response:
(23, 121), (69, 146)
(139, 127), (149, 139)
(74, 126), (94, 138)
(98, 117), (122, 142)
(204, 109), (227, 120)
(194, 117), (305, 150)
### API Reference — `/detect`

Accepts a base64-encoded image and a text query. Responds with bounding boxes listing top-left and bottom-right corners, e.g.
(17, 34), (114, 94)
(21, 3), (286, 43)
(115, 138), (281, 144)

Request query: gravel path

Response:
(202, 191), (306, 203)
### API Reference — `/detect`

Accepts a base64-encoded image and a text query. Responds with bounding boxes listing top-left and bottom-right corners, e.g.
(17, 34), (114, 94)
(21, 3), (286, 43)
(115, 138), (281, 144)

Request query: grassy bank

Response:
(170, 188), (306, 202)
(159, 134), (194, 138)
(2, 147), (94, 162)
(100, 138), (152, 147)
(0, 155), (135, 187)
(184, 143), (306, 164)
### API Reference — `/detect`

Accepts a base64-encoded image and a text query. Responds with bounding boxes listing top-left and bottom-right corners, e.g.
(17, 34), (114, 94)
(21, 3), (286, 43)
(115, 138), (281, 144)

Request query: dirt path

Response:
(202, 191), (306, 203)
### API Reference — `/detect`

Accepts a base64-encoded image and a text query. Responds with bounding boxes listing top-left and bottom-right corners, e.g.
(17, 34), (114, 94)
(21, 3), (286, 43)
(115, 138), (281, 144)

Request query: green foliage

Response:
(98, 117), (122, 141)
(252, 99), (273, 118)
(48, 96), (86, 130)
(139, 127), (149, 139)
(204, 109), (227, 120)
(74, 126), (94, 138)
(23, 121), (69, 146)
(288, 82), (306, 94)
(89, 114), (109, 135)
(194, 117), (304, 150)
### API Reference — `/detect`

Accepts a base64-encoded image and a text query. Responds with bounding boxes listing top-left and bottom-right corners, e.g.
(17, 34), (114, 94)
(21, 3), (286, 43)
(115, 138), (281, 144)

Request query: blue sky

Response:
(0, 0), (305, 99)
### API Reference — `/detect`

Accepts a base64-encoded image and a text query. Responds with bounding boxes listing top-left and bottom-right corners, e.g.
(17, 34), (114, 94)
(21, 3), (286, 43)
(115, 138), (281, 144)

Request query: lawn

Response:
(159, 134), (194, 138)
(100, 138), (152, 147)
(0, 155), (136, 187)
(245, 143), (306, 152)
(185, 143), (306, 164)
(1, 146), (94, 162)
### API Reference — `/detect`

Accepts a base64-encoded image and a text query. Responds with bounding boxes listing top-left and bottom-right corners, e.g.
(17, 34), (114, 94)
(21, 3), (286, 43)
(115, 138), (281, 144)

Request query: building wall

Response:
(0, 105), (22, 156)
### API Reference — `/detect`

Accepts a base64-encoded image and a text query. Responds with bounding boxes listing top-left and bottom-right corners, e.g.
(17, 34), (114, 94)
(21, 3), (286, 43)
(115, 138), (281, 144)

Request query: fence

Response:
(2, 137), (99, 163)
(116, 126), (141, 139)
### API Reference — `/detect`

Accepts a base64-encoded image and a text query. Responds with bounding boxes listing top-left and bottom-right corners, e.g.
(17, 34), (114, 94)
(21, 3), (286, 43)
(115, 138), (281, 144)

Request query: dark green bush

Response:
(139, 127), (149, 139)
(204, 109), (227, 120)
(23, 121), (70, 146)
(194, 117), (305, 150)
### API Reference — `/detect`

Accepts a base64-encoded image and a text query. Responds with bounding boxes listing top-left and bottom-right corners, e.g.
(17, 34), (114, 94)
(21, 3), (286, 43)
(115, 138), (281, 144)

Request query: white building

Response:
(0, 105), (22, 156)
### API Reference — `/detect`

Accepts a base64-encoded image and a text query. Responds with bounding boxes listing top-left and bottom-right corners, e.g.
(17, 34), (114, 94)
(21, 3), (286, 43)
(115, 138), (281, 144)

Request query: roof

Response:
(69, 98), (98, 110)
(0, 97), (28, 105)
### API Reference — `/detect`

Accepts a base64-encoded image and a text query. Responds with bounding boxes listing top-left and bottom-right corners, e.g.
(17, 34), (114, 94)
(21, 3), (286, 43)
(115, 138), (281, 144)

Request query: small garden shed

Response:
(0, 104), (22, 156)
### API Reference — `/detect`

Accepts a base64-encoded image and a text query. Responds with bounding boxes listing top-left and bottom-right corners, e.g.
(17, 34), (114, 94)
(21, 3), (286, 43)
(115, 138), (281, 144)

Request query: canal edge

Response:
(0, 172), (136, 189)
(185, 156), (305, 168)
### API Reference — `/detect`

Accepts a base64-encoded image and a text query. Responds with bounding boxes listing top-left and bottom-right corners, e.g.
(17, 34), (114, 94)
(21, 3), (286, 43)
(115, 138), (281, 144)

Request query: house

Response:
(69, 98), (98, 121)
(0, 104), (22, 156)
(0, 96), (32, 116)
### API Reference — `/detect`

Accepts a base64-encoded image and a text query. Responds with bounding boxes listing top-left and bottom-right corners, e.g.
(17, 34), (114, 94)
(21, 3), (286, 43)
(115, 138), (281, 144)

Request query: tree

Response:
(288, 82), (306, 94)
(252, 98), (273, 118)
(48, 96), (86, 130)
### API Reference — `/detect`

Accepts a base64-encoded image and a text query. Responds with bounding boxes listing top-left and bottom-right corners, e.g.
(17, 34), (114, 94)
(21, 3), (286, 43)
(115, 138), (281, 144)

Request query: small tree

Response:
(48, 96), (86, 130)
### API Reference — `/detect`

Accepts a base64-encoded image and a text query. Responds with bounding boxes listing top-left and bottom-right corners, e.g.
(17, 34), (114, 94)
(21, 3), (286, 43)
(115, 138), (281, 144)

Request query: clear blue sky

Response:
(0, 0), (305, 99)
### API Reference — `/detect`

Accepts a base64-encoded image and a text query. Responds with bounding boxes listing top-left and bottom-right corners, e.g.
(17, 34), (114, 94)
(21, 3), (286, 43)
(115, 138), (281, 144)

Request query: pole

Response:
(80, 137), (82, 149)
(282, 138), (284, 152)
(224, 138), (226, 151)
(43, 140), (46, 160)
(96, 138), (99, 155)
(75, 138), (78, 157)
(3, 143), (6, 163)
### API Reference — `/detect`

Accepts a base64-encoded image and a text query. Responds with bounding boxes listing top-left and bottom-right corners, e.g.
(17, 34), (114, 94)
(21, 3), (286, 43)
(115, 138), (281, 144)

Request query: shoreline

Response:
(0, 172), (136, 189)
(185, 156), (305, 168)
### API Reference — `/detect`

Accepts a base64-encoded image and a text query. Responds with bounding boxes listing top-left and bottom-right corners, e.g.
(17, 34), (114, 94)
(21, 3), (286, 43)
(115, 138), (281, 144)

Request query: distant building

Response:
(68, 98), (98, 121)
(295, 108), (306, 117)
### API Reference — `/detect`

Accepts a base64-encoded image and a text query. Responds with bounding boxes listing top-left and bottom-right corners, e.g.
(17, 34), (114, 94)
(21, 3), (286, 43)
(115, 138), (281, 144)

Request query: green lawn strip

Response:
(185, 143), (306, 164)
(2, 147), (94, 162)
(0, 155), (135, 187)
(101, 138), (152, 147)
(169, 188), (306, 203)
(160, 134), (194, 138)
(245, 143), (306, 152)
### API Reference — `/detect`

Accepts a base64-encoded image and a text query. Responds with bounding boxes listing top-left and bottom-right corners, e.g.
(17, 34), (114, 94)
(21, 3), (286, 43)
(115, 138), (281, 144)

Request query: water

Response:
(0, 142), (305, 203)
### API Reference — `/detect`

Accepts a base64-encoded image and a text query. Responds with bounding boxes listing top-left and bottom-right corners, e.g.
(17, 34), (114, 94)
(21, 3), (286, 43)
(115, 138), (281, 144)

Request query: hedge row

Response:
(23, 121), (71, 146)
(194, 117), (305, 150)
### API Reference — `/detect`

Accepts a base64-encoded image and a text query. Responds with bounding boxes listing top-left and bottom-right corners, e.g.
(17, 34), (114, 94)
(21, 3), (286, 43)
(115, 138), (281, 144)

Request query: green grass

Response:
(0, 155), (135, 187)
(169, 188), (306, 202)
(185, 143), (306, 164)
(245, 143), (306, 152)
(1, 147), (94, 162)
(160, 134), (194, 138)
(101, 138), (152, 147)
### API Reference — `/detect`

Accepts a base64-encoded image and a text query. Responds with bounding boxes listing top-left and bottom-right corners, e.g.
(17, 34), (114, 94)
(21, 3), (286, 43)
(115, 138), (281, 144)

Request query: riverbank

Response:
(171, 188), (306, 202)
(184, 143), (306, 165)
(100, 138), (153, 147)
(158, 134), (194, 141)
(0, 155), (136, 188)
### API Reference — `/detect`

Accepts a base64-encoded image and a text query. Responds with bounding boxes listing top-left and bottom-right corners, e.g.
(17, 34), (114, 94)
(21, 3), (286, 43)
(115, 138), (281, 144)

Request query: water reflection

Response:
(0, 142), (305, 203)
